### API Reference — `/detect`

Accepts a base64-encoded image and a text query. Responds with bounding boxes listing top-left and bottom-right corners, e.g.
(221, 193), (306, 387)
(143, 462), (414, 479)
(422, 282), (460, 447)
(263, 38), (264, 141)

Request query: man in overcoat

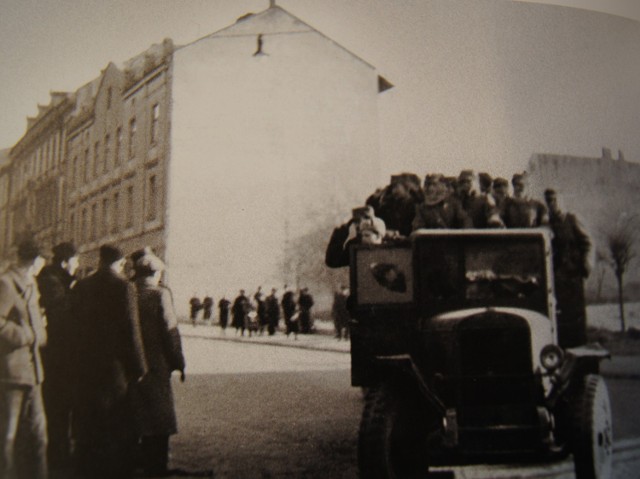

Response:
(71, 244), (147, 479)
(36, 242), (79, 470)
(298, 288), (315, 334)
(265, 288), (280, 336)
(0, 238), (48, 479)
(232, 290), (249, 336)
(281, 286), (297, 337)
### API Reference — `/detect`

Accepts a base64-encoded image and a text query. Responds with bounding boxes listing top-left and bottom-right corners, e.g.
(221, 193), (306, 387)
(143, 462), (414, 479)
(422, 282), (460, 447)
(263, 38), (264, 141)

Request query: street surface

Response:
(166, 333), (640, 478)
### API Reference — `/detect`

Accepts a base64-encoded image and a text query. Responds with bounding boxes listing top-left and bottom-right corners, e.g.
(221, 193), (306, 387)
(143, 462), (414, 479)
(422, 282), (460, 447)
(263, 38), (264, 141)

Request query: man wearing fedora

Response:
(36, 242), (79, 470)
(71, 244), (147, 479)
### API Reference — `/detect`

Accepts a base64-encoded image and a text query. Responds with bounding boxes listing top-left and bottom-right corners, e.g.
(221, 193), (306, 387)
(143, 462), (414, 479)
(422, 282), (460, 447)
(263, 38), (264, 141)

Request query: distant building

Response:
(528, 148), (640, 297)
(528, 148), (639, 234)
(0, 149), (11, 262)
(0, 4), (392, 312)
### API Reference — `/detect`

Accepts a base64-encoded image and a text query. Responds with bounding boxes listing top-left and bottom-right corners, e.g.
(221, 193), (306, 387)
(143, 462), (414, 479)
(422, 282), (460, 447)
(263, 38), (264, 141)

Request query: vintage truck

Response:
(348, 229), (612, 479)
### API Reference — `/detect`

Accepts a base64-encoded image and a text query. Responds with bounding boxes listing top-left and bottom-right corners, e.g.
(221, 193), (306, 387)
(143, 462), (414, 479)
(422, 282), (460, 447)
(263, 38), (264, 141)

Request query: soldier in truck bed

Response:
(325, 206), (387, 268)
(365, 173), (423, 237)
(544, 188), (592, 347)
(412, 174), (472, 230)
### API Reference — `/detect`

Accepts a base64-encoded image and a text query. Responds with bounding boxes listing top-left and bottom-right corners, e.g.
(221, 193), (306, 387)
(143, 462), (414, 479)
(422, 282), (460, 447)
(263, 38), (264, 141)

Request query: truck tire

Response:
(571, 374), (613, 479)
(358, 386), (429, 479)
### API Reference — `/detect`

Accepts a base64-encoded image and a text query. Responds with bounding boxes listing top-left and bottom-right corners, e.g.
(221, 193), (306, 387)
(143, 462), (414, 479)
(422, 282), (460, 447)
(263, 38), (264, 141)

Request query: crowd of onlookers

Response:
(188, 286), (316, 339)
(1, 240), (186, 478)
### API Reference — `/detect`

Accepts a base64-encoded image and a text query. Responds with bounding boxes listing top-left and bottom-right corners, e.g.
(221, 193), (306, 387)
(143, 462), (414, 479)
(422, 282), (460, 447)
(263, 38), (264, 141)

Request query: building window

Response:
(104, 134), (111, 173)
(150, 104), (160, 144)
(102, 198), (109, 237)
(111, 192), (120, 234)
(69, 212), (75, 243)
(115, 127), (122, 166)
(84, 148), (90, 183)
(72, 156), (78, 189)
(126, 186), (134, 228)
(128, 118), (136, 159)
(94, 141), (100, 177)
(90, 203), (97, 241)
(107, 87), (112, 109)
(81, 208), (87, 243)
(146, 174), (158, 221)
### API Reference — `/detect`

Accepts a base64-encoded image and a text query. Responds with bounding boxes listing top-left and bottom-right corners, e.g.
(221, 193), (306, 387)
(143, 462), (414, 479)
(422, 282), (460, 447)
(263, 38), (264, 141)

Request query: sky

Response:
(1, 0), (639, 182)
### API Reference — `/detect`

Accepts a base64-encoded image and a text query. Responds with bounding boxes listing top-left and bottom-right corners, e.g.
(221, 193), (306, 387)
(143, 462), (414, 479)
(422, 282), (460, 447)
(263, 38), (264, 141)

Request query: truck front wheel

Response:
(358, 385), (430, 479)
(571, 374), (613, 479)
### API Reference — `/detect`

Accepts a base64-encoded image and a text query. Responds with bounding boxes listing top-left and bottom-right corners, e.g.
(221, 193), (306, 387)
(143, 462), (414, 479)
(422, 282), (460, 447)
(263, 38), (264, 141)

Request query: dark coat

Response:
(459, 191), (501, 228)
(71, 267), (147, 419)
(332, 291), (350, 327)
(202, 296), (213, 319)
(412, 198), (472, 230)
(218, 298), (231, 327)
(502, 197), (548, 228)
(232, 294), (249, 329)
(37, 264), (75, 382)
(549, 212), (591, 278)
(325, 223), (358, 268)
(131, 281), (185, 436)
(281, 291), (296, 320)
(265, 294), (280, 323)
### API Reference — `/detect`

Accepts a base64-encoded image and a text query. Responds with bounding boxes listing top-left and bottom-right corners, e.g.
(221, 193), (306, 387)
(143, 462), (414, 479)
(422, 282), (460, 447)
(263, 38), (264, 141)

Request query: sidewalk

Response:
(178, 321), (351, 354)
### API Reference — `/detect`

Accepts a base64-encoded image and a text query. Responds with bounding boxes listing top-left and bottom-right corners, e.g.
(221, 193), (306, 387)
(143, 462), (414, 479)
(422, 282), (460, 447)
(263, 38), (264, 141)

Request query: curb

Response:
(179, 324), (351, 354)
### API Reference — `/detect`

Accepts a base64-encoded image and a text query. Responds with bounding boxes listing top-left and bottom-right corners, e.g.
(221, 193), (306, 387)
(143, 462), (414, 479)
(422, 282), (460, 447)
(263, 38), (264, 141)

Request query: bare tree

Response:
(606, 215), (638, 332)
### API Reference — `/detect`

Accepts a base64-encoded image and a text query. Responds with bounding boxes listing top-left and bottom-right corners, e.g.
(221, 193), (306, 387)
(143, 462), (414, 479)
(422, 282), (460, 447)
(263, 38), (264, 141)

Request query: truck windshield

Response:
(415, 235), (548, 316)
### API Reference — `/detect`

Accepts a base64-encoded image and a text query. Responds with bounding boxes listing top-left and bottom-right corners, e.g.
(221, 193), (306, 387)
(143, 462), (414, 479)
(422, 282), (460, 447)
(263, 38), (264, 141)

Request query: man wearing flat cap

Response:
(36, 242), (80, 470)
(71, 244), (147, 479)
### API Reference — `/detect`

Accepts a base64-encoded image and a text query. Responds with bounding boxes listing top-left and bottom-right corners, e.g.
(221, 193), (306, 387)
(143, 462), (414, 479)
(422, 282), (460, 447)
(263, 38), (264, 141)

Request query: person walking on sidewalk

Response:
(232, 290), (249, 336)
(281, 285), (296, 337)
(265, 288), (280, 336)
(298, 288), (315, 334)
(332, 285), (350, 341)
(202, 294), (213, 324)
(218, 297), (231, 333)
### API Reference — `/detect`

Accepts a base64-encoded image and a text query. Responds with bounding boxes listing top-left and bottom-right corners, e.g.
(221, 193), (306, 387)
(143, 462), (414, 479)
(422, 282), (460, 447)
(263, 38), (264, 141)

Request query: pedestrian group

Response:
(0, 240), (186, 479)
(188, 285), (316, 340)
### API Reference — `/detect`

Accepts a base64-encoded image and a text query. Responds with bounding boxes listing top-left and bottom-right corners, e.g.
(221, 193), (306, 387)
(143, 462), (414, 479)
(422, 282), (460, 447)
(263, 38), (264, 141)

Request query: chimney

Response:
(602, 147), (612, 160)
(618, 150), (626, 162)
(269, 0), (276, 7)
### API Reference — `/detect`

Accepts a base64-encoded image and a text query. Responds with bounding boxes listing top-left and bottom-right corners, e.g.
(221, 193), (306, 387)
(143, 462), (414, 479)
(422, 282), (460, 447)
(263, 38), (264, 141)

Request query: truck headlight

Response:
(540, 344), (564, 371)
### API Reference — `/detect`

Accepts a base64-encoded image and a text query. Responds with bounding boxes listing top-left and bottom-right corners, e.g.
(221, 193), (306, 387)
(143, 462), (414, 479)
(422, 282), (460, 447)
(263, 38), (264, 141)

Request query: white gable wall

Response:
(165, 10), (381, 312)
